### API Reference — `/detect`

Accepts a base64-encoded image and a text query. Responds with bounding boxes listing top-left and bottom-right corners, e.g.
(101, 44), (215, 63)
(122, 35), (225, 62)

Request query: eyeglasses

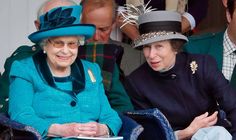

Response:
(48, 39), (81, 49)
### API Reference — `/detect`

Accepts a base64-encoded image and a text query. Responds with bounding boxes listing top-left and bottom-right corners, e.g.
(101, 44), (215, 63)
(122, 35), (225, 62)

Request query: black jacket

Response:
(126, 52), (236, 137)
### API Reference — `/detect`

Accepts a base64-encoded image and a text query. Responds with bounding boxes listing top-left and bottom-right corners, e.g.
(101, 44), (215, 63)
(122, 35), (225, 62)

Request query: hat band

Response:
(139, 21), (181, 34)
(133, 31), (181, 47)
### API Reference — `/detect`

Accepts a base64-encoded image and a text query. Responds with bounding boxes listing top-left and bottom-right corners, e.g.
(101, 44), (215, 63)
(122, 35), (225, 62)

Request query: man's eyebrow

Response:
(97, 25), (111, 29)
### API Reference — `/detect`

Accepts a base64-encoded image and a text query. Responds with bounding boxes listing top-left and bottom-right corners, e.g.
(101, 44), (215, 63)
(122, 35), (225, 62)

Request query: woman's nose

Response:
(149, 47), (157, 59)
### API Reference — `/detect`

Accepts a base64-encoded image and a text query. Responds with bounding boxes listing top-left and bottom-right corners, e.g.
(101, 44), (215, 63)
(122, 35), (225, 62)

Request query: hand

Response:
(177, 111), (218, 139)
(47, 122), (109, 137)
(48, 123), (95, 137)
(187, 111), (218, 135)
(82, 122), (109, 137)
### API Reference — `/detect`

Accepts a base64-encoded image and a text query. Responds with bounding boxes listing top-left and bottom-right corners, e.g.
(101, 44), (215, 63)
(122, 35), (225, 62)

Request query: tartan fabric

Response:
(78, 43), (124, 91)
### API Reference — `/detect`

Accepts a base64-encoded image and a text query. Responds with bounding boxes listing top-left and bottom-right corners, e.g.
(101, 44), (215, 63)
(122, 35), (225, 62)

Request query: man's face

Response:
(82, 6), (114, 43)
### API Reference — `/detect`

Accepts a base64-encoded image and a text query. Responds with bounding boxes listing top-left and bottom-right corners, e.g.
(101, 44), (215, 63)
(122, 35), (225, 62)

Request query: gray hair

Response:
(37, 0), (78, 20)
(39, 38), (48, 49)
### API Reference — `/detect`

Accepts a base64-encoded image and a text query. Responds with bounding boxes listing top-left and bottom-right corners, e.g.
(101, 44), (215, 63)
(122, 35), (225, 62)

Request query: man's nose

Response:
(93, 29), (101, 41)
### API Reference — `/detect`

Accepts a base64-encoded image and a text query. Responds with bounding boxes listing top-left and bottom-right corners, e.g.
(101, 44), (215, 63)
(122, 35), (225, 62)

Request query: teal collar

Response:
(32, 50), (85, 94)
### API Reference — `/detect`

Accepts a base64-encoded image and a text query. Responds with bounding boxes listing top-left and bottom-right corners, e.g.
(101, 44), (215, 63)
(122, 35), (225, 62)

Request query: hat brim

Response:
(134, 34), (188, 49)
(28, 24), (95, 43)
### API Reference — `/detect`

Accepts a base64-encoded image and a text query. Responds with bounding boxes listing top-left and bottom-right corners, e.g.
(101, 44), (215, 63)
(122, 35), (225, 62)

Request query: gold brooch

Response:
(88, 69), (96, 83)
(190, 61), (198, 74)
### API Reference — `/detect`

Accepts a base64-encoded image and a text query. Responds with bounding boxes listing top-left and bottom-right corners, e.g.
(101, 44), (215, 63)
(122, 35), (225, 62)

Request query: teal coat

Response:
(8, 52), (122, 138)
(0, 44), (133, 114)
(184, 31), (236, 87)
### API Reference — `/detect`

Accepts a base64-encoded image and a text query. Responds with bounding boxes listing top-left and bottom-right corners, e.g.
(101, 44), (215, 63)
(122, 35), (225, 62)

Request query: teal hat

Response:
(28, 5), (95, 43)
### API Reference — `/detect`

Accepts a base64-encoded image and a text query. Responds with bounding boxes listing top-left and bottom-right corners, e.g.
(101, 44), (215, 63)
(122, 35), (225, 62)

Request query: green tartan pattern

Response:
(78, 43), (123, 92)
(101, 71), (113, 91)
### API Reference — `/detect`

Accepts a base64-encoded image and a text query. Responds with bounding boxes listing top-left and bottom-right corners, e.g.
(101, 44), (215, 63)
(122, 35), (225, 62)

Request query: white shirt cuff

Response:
(182, 12), (196, 30)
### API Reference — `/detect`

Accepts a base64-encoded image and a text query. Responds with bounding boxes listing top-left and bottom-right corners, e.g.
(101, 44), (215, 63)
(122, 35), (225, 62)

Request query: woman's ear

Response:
(43, 45), (47, 54)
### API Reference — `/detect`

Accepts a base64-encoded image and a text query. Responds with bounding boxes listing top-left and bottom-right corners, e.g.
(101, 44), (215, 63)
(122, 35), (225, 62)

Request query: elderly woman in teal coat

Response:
(8, 4), (121, 139)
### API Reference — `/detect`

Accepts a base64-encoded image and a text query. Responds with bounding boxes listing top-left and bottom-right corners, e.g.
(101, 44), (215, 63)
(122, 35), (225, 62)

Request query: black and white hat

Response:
(134, 11), (188, 49)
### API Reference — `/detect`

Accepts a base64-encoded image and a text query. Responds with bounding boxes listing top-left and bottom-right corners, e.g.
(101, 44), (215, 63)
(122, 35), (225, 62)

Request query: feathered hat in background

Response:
(120, 0), (188, 49)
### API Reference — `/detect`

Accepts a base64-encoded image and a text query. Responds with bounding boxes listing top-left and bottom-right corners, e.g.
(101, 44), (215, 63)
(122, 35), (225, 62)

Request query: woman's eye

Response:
(68, 42), (75, 46)
(143, 45), (150, 49)
(55, 41), (63, 45)
(155, 45), (163, 49)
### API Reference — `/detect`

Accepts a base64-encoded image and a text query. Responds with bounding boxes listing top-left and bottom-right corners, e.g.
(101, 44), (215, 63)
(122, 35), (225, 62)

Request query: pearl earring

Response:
(43, 50), (46, 54)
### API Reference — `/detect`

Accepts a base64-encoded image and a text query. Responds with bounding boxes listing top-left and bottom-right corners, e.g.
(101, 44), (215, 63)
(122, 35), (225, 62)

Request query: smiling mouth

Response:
(57, 55), (71, 60)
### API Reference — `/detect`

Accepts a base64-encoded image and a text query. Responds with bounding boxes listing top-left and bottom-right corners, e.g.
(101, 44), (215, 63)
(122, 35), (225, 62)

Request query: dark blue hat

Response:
(28, 5), (95, 43)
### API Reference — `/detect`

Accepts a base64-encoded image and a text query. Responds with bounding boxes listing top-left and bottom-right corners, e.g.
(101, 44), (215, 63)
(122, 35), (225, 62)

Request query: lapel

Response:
(230, 66), (236, 87)
(207, 32), (224, 71)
